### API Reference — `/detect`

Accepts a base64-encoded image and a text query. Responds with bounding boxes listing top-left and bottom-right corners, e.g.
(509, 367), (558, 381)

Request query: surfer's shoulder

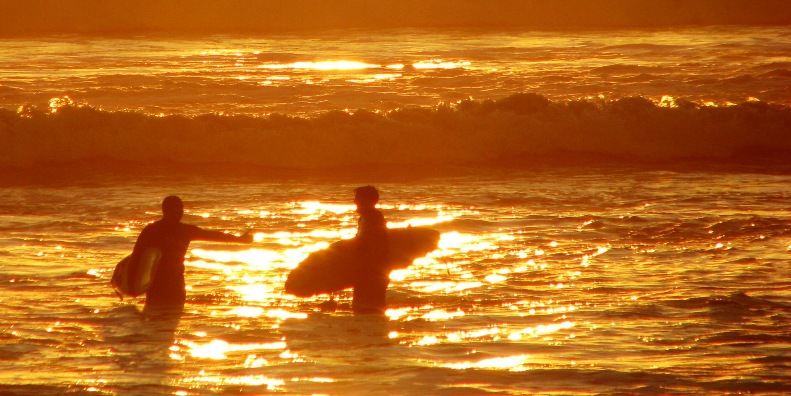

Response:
(179, 222), (204, 237)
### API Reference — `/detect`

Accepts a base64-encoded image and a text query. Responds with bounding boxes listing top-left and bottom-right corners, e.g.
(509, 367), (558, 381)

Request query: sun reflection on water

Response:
(226, 306), (264, 317)
(412, 60), (470, 69)
(484, 273), (508, 283)
(227, 284), (283, 303)
(293, 201), (354, 215)
(508, 321), (575, 340)
(106, 197), (597, 376)
(442, 355), (532, 371)
(265, 309), (308, 320)
(438, 231), (499, 253)
(181, 373), (286, 390)
(260, 61), (381, 71)
(400, 320), (575, 348)
(408, 280), (484, 294)
(190, 241), (327, 272)
(180, 372), (334, 391)
(180, 339), (287, 360)
(183, 199), (464, 305)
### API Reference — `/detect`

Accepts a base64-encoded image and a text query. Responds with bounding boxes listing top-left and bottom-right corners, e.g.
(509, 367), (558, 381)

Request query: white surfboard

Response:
(110, 247), (162, 299)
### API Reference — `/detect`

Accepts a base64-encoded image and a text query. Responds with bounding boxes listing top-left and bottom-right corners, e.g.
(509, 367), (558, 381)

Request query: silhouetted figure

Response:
(131, 196), (253, 312)
(351, 186), (390, 314)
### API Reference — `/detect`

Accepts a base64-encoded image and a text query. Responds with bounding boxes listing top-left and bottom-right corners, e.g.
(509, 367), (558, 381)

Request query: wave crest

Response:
(2, 94), (790, 173)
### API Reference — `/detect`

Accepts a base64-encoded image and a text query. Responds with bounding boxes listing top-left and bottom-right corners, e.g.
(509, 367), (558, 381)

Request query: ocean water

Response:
(4, 26), (790, 117)
(1, 22), (791, 395)
(2, 26), (791, 170)
(1, 171), (790, 395)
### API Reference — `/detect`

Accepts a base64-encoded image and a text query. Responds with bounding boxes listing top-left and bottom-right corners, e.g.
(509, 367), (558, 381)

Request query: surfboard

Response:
(111, 247), (162, 299)
(285, 227), (440, 297)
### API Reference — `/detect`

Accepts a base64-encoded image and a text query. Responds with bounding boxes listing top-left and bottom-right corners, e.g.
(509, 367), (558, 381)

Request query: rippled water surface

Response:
(1, 169), (789, 395)
(2, 26), (790, 116)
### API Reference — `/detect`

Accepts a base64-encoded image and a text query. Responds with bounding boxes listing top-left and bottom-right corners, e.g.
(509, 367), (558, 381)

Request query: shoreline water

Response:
(3, 156), (791, 188)
(1, 171), (790, 395)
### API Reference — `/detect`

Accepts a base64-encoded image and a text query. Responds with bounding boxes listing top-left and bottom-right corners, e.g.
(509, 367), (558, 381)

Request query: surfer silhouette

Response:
(351, 185), (390, 314)
(130, 195), (253, 312)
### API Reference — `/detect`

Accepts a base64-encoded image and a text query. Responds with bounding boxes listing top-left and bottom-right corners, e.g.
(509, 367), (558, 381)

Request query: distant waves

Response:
(2, 94), (790, 175)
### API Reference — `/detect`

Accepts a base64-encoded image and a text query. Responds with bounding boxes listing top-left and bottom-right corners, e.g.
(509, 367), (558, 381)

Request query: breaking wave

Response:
(2, 94), (790, 175)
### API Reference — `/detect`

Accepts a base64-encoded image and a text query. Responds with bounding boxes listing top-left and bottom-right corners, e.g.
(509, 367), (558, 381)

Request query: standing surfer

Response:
(351, 186), (390, 314)
(130, 195), (253, 312)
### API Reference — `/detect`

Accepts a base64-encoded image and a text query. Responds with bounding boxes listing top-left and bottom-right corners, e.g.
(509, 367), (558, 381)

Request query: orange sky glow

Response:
(2, 0), (790, 36)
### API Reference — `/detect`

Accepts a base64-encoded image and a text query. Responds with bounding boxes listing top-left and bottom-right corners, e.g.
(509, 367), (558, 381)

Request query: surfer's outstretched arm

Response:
(193, 228), (254, 244)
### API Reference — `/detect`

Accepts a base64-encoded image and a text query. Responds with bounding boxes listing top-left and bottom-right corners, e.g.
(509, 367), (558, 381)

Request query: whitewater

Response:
(1, 24), (790, 395)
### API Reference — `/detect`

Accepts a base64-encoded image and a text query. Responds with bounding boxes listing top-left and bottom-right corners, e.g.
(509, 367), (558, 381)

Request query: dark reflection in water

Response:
(102, 305), (182, 394)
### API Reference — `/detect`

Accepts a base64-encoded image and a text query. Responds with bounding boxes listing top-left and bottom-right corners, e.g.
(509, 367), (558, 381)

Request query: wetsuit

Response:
(132, 219), (239, 309)
(352, 208), (390, 314)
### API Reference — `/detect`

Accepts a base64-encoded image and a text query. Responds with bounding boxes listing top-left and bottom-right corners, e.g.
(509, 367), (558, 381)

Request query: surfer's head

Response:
(354, 185), (379, 210)
(161, 195), (184, 222)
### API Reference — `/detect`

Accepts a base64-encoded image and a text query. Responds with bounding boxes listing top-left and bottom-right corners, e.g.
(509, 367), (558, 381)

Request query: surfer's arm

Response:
(192, 227), (254, 244)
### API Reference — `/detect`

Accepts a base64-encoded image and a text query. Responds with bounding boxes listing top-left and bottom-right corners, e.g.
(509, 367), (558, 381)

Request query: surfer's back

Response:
(351, 186), (391, 314)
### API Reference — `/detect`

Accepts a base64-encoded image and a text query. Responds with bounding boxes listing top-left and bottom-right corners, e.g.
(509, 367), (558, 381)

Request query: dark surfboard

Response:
(285, 227), (440, 297)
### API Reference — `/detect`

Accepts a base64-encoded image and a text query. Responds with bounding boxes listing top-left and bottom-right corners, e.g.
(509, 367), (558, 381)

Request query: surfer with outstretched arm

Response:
(130, 195), (253, 313)
(351, 185), (391, 314)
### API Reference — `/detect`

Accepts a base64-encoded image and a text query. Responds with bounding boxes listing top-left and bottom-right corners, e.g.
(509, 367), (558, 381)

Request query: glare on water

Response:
(3, 26), (790, 116)
(1, 171), (789, 394)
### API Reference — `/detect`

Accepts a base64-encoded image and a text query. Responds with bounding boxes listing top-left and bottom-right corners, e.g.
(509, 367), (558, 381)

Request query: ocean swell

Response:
(2, 94), (790, 173)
